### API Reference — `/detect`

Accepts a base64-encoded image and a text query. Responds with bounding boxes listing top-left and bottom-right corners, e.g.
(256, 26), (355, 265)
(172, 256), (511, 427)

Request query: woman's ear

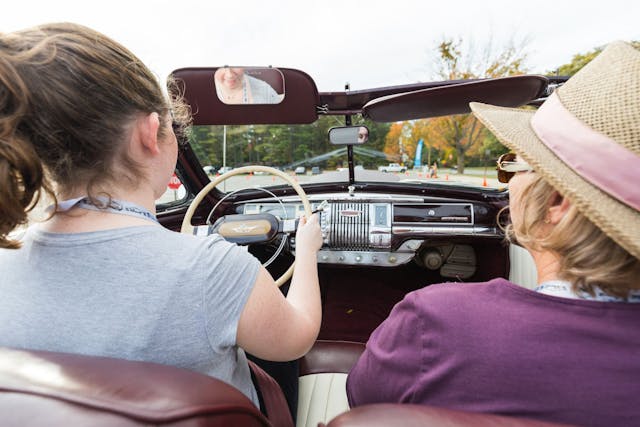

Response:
(547, 191), (571, 224)
(135, 112), (161, 156)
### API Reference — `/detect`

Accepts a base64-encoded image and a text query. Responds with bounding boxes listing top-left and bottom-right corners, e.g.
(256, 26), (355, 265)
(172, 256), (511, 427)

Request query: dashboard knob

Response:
(388, 255), (397, 264)
(355, 255), (362, 262)
(422, 249), (443, 270)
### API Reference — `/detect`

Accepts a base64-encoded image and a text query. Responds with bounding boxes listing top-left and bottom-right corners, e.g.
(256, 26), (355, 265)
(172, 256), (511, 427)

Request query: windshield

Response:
(161, 115), (504, 201)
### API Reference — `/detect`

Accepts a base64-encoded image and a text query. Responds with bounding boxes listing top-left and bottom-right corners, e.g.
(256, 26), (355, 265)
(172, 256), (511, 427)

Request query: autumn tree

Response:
(387, 37), (531, 173)
(383, 122), (410, 163)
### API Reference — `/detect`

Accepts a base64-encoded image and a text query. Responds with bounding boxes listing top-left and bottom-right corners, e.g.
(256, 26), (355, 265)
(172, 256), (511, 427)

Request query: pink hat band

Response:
(531, 92), (640, 212)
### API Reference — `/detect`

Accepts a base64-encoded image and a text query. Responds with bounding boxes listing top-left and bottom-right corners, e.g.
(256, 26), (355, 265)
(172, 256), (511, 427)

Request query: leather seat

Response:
(1, 345), (577, 427)
(297, 340), (365, 427)
(322, 403), (576, 427)
(0, 346), (270, 426)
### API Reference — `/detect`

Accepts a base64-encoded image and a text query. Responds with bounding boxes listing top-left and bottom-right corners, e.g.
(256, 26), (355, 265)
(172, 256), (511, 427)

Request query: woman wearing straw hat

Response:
(347, 41), (640, 427)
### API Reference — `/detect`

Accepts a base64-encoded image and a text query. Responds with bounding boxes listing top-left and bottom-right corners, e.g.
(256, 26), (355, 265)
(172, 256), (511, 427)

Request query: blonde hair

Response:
(504, 174), (640, 298)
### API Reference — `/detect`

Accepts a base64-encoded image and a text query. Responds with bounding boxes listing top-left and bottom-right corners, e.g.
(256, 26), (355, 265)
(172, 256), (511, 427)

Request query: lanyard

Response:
(52, 196), (158, 224)
(535, 280), (640, 303)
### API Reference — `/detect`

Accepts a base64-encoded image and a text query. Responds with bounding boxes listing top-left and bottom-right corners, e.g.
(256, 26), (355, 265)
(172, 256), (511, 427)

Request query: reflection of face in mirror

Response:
(214, 67), (283, 105)
(358, 126), (369, 143)
(328, 126), (369, 145)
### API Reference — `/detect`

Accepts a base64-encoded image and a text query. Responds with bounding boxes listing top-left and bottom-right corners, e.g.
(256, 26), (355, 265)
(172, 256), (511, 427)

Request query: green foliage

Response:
(187, 116), (391, 169)
(552, 47), (603, 76)
(550, 40), (640, 76)
(395, 36), (531, 173)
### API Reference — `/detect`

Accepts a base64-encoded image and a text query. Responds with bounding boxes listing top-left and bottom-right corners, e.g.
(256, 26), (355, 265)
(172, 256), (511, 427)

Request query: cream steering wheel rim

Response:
(180, 165), (312, 287)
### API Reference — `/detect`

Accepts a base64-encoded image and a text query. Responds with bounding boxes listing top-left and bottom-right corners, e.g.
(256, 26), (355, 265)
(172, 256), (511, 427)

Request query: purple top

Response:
(346, 278), (640, 427)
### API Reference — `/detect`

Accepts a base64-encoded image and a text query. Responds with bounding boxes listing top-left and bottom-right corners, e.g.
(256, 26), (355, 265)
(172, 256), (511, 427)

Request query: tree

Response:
(382, 122), (406, 162)
(553, 48), (601, 76)
(385, 36), (530, 173)
(550, 41), (640, 76)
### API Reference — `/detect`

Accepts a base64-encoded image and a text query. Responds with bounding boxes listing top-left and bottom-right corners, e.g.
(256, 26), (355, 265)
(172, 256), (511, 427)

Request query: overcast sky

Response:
(3, 0), (638, 91)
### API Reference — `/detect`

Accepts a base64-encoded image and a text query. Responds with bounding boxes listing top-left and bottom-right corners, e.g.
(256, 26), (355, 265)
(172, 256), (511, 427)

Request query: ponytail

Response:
(0, 41), (53, 249)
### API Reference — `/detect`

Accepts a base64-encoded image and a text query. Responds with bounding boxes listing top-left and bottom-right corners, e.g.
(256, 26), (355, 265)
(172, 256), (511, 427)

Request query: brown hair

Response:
(504, 174), (640, 298)
(0, 23), (188, 249)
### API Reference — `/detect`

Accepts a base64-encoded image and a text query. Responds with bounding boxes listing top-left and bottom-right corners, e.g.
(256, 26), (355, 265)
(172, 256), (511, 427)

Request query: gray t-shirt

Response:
(0, 225), (261, 405)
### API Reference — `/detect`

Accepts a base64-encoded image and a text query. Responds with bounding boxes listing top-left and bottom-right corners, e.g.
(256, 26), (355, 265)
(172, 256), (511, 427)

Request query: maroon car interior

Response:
(315, 239), (508, 343)
(171, 67), (320, 125)
(0, 69), (578, 426)
(321, 404), (575, 427)
(0, 346), (270, 426)
(248, 360), (294, 427)
(361, 75), (548, 121)
(299, 340), (365, 377)
(0, 347), (576, 427)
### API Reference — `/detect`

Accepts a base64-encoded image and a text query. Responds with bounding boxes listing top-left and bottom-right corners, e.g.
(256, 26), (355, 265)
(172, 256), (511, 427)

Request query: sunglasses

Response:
(496, 153), (534, 183)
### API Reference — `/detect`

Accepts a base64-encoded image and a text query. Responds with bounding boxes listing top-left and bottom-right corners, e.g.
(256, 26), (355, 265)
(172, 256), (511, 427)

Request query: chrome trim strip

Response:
(240, 193), (424, 204)
(315, 250), (415, 266)
(392, 225), (498, 237)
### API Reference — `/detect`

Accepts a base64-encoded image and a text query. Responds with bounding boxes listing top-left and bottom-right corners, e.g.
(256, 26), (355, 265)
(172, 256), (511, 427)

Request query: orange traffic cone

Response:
(482, 176), (488, 187)
(445, 174), (449, 181)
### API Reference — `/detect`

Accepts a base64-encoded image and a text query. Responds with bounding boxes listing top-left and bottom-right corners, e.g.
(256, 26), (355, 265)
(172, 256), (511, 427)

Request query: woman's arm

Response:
(236, 214), (322, 361)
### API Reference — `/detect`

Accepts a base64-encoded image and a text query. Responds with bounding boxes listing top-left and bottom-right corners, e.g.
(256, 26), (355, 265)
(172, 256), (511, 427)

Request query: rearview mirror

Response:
(213, 66), (285, 105)
(328, 126), (369, 145)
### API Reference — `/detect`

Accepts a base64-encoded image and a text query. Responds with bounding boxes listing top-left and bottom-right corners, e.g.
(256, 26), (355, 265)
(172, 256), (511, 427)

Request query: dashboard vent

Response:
(329, 202), (370, 250)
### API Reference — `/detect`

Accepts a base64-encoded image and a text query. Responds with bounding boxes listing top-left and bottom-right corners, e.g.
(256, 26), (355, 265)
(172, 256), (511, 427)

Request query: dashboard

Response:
(238, 192), (501, 276)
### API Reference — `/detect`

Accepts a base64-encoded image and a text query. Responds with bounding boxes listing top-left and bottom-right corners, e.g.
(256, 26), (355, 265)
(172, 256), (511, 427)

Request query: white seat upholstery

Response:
(297, 373), (349, 427)
(296, 340), (365, 427)
(509, 244), (537, 289)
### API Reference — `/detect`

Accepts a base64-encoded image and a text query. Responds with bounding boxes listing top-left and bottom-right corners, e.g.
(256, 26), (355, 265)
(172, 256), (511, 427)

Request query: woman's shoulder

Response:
(408, 277), (514, 304)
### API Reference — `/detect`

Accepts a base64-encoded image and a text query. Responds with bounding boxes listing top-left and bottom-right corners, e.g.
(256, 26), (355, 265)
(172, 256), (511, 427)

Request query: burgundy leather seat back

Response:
(0, 347), (270, 427)
(299, 340), (365, 376)
(323, 404), (576, 427)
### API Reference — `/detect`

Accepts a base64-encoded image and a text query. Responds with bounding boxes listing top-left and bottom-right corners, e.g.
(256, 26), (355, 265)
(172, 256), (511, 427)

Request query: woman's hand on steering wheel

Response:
(295, 214), (323, 257)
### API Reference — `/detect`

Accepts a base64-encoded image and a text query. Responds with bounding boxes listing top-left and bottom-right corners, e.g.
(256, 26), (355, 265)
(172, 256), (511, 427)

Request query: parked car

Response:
(294, 166), (306, 174)
(217, 166), (233, 174)
(311, 166), (321, 175)
(377, 162), (406, 173)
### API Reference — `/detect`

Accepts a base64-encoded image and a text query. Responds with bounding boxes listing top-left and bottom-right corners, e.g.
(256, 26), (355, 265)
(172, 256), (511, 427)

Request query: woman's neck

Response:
(529, 248), (562, 284)
(42, 187), (158, 233)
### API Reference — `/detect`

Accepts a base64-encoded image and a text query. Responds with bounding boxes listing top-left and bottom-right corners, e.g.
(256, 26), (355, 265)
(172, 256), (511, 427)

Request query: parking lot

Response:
(157, 167), (503, 204)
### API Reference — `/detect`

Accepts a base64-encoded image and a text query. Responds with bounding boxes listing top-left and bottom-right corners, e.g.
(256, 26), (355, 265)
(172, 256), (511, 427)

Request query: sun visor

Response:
(362, 75), (548, 122)
(169, 67), (319, 125)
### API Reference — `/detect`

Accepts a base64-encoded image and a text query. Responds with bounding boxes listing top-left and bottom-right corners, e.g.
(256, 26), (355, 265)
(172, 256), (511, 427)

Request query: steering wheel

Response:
(181, 165), (312, 286)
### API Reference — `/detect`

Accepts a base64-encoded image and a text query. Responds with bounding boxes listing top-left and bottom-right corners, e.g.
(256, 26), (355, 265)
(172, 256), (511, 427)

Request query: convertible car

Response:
(0, 67), (572, 426)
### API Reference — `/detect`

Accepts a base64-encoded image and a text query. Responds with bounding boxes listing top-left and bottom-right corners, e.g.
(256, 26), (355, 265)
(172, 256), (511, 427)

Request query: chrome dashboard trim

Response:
(239, 192), (425, 204)
(316, 250), (414, 266)
(392, 225), (498, 237)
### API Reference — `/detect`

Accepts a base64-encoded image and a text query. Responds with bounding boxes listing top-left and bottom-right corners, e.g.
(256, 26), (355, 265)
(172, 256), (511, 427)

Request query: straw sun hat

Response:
(470, 41), (640, 260)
